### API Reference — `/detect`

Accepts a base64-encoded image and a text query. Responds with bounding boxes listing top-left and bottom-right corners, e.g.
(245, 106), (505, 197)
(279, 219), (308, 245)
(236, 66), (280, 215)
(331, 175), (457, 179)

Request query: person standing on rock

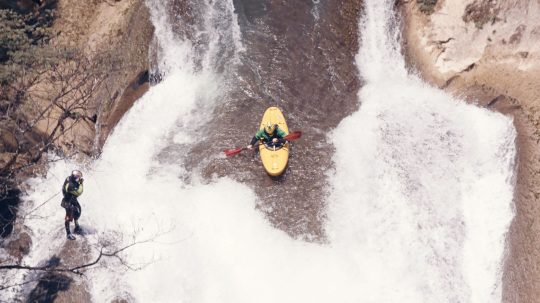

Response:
(61, 170), (84, 240)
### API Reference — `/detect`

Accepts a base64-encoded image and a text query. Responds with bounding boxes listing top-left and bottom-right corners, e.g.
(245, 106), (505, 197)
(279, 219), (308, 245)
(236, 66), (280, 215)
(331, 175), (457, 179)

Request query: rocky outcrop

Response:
(400, 0), (540, 302)
(27, 240), (93, 303)
(51, 0), (154, 154)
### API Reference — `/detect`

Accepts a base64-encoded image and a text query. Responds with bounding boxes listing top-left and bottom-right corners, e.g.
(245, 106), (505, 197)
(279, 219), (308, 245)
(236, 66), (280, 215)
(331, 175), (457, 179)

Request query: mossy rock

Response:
(463, 0), (500, 29)
(417, 0), (437, 14)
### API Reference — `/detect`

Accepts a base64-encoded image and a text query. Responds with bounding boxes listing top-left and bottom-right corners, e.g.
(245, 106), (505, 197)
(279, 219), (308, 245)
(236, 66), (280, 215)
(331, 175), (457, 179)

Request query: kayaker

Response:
(247, 122), (287, 150)
(61, 170), (84, 240)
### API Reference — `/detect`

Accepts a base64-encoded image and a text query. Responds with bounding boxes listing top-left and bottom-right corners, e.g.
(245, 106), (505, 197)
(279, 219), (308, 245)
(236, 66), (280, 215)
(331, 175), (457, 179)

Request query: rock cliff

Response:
(51, 0), (154, 153)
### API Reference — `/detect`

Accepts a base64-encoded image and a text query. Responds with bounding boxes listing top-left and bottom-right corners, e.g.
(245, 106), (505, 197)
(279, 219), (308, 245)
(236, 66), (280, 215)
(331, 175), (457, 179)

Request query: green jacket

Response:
(62, 176), (83, 200)
(250, 127), (287, 146)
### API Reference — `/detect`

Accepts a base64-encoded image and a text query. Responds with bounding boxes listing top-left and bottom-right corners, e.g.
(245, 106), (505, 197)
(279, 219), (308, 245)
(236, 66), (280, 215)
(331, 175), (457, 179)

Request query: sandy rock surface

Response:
(49, 0), (154, 154)
(401, 1), (540, 302)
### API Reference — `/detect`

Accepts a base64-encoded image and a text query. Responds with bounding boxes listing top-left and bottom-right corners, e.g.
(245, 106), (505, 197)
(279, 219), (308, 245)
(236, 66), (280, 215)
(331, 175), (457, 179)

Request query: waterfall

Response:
(3, 0), (515, 302)
(327, 0), (516, 301)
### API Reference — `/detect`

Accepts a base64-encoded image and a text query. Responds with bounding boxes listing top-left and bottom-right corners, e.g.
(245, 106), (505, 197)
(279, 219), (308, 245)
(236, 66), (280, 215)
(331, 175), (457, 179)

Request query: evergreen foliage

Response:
(0, 8), (55, 83)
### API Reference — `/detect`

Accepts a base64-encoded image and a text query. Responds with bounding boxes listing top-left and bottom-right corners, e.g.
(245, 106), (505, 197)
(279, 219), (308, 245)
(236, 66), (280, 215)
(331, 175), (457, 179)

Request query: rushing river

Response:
(4, 0), (516, 302)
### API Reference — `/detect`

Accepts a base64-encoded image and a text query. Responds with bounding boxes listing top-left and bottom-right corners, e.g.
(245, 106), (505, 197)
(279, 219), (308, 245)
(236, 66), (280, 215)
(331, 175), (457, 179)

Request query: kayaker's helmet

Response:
(265, 123), (277, 135)
(71, 170), (83, 181)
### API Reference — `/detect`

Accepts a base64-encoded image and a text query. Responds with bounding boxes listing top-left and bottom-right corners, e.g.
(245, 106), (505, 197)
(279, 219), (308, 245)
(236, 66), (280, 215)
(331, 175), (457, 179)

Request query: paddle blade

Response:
(285, 131), (302, 141)
(224, 147), (245, 157)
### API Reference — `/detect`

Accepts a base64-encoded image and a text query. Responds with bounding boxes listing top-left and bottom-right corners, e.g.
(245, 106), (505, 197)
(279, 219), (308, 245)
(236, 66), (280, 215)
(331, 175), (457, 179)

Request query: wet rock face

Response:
(102, 69), (151, 146)
(4, 230), (32, 260)
(177, 0), (363, 241)
(28, 272), (73, 303)
(26, 240), (93, 302)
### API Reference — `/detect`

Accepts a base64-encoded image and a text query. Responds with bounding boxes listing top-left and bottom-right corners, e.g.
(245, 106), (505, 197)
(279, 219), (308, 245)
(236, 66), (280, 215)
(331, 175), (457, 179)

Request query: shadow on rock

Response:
(0, 187), (21, 238)
(28, 256), (72, 303)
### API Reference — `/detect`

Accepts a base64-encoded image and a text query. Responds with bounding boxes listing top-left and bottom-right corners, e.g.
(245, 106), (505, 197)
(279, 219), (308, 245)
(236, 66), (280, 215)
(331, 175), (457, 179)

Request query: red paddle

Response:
(224, 131), (302, 157)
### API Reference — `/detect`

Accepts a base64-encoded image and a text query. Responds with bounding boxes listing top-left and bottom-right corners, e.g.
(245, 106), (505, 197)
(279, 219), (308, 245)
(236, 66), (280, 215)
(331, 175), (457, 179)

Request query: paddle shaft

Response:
(224, 131), (302, 157)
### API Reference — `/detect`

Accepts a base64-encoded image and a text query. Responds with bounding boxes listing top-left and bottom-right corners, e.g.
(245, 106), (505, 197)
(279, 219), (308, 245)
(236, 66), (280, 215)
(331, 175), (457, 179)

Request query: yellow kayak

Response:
(258, 107), (289, 176)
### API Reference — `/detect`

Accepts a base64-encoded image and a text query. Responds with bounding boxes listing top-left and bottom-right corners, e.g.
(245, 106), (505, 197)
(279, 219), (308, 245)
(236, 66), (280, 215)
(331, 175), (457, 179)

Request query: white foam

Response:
(326, 0), (516, 302)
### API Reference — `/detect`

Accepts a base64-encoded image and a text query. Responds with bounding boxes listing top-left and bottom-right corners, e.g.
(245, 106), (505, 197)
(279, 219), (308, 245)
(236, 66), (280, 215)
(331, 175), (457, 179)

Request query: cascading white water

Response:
(327, 0), (516, 302)
(3, 0), (516, 302)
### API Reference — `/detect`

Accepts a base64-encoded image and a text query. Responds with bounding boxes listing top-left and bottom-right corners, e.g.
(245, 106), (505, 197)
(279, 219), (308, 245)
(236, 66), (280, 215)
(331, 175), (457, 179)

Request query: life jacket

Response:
(258, 127), (285, 142)
(62, 176), (83, 199)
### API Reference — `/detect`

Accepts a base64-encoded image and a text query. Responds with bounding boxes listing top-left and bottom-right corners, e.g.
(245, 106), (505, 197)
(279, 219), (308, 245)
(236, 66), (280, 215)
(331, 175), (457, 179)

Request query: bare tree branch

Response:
(0, 277), (42, 292)
(0, 236), (155, 277)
